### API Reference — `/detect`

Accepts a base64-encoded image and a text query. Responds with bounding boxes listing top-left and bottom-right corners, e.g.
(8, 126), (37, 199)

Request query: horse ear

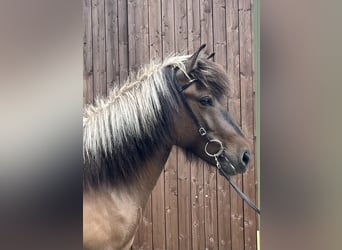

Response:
(207, 52), (215, 60)
(185, 44), (206, 73)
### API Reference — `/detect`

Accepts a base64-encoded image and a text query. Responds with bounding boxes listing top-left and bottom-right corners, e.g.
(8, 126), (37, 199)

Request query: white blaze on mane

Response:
(83, 55), (190, 161)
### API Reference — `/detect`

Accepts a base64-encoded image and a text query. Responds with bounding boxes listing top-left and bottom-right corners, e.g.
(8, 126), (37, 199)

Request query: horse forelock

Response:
(191, 57), (230, 99)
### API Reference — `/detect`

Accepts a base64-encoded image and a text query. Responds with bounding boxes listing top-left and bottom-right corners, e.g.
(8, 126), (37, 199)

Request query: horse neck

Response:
(114, 145), (172, 207)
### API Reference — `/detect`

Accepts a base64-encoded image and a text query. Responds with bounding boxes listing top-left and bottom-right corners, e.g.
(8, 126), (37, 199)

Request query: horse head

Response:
(173, 44), (251, 176)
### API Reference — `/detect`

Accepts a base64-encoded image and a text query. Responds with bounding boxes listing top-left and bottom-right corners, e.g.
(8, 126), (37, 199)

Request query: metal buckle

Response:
(199, 127), (207, 136)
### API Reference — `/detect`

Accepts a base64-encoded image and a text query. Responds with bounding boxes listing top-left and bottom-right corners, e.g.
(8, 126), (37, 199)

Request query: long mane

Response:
(83, 53), (229, 188)
(83, 55), (189, 187)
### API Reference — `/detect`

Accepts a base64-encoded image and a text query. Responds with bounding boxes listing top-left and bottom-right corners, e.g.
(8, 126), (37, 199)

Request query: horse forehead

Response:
(186, 82), (214, 96)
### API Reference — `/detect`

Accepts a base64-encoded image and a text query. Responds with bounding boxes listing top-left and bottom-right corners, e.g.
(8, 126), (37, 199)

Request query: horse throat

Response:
(129, 145), (172, 204)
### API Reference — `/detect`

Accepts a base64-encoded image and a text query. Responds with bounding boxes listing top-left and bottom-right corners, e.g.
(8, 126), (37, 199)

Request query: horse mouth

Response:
(218, 153), (247, 176)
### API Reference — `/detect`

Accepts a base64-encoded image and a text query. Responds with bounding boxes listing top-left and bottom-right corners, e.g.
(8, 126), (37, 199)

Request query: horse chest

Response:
(83, 191), (142, 250)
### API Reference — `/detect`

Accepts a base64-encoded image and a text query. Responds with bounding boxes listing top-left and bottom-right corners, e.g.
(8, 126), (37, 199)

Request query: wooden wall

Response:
(83, 0), (258, 249)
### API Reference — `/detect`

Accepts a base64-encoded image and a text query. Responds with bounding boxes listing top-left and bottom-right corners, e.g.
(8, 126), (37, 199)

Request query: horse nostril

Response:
(242, 150), (250, 166)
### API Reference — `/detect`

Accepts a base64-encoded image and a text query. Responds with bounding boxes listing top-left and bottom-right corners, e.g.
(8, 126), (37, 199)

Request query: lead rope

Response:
(204, 139), (260, 215)
(216, 160), (261, 215)
(176, 73), (260, 215)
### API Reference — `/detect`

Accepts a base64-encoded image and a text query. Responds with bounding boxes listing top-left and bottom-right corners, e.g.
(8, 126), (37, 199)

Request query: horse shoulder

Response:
(83, 190), (143, 250)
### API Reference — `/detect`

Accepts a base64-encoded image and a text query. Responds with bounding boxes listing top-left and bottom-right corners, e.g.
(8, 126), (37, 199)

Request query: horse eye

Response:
(199, 96), (213, 106)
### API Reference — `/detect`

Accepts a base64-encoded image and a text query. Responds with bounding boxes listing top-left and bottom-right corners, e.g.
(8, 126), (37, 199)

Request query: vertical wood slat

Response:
(83, 0), (257, 249)
(174, 0), (192, 249)
(187, 1), (205, 249)
(212, 1), (232, 249)
(187, 0), (201, 52)
(164, 148), (178, 250)
(128, 0), (152, 249)
(83, 0), (93, 105)
(239, 7), (257, 250)
(149, 1), (166, 249)
(127, 0), (149, 77)
(199, 1), (219, 249)
(174, 0), (188, 53)
(118, 0), (128, 84)
(105, 0), (119, 93)
(92, 0), (107, 98)
(227, 0), (244, 249)
(161, 1), (178, 249)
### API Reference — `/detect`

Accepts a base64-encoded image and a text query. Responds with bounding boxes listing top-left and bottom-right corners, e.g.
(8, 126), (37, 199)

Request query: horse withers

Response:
(83, 44), (250, 250)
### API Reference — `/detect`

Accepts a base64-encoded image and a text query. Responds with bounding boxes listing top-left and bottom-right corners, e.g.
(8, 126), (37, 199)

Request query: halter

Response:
(175, 74), (260, 215)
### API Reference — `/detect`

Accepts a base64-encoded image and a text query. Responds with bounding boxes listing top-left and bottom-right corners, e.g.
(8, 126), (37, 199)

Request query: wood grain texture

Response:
(149, 1), (166, 249)
(212, 1), (233, 249)
(129, 0), (153, 249)
(199, 1), (219, 249)
(118, 0), (128, 84)
(187, 1), (205, 249)
(83, 0), (93, 105)
(174, 0), (192, 249)
(105, 0), (119, 93)
(92, 0), (107, 98)
(239, 7), (257, 250)
(164, 148), (179, 250)
(226, 1), (245, 250)
(161, 1), (179, 249)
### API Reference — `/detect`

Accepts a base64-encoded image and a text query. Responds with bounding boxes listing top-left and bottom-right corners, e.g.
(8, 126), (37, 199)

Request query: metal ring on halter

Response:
(204, 139), (224, 158)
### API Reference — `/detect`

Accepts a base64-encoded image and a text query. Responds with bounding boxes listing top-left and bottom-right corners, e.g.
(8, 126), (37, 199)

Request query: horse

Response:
(83, 44), (252, 250)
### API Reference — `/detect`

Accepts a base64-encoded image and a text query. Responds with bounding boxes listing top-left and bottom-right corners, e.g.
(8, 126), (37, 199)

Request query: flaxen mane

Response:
(83, 54), (228, 187)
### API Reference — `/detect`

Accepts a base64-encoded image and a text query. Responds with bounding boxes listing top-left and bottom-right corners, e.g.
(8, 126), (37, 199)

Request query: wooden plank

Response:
(200, 0), (213, 49)
(105, 0), (120, 92)
(187, 0), (201, 52)
(187, 1), (205, 249)
(118, 0), (129, 84)
(226, 1), (245, 249)
(242, 139), (257, 250)
(151, 176), (166, 250)
(174, 0), (188, 53)
(149, 1), (166, 249)
(161, 1), (178, 249)
(226, 0), (240, 100)
(239, 0), (251, 11)
(174, 1), (192, 249)
(239, 7), (257, 250)
(212, 1), (232, 249)
(127, 0), (149, 77)
(92, 0), (107, 98)
(129, 1), (152, 249)
(127, 0), (137, 78)
(149, 0), (162, 61)
(228, 99), (244, 250)
(203, 163), (219, 250)
(239, 9), (253, 140)
(200, 1), (218, 249)
(161, 0), (175, 56)
(177, 153), (192, 250)
(164, 148), (179, 250)
(191, 161), (206, 250)
(83, 0), (93, 105)
(213, 0), (227, 65)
